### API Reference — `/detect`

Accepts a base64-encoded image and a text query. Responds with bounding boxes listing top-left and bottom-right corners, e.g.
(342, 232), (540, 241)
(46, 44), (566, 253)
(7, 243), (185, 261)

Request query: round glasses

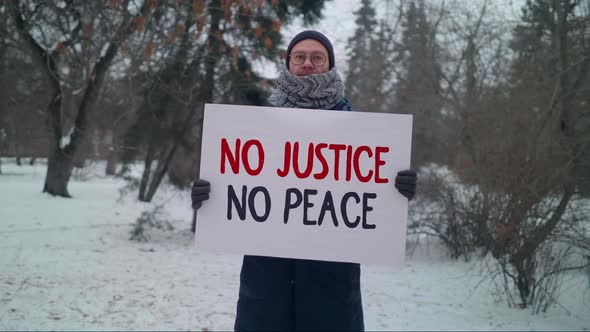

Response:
(289, 51), (327, 67)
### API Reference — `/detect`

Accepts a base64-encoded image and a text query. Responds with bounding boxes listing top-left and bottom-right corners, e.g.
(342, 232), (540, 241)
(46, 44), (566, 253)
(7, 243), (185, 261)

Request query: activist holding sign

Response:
(191, 30), (417, 331)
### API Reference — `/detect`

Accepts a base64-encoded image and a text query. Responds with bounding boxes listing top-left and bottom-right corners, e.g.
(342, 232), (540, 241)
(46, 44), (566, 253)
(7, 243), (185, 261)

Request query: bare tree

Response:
(8, 0), (152, 197)
(422, 0), (590, 310)
(118, 0), (329, 204)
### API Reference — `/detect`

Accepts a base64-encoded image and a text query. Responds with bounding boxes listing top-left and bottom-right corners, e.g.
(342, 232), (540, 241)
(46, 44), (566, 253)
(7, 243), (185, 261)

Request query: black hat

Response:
(286, 30), (335, 70)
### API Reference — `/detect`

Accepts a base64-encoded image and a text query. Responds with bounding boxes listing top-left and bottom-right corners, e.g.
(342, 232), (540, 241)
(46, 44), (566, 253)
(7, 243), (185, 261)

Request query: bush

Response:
(129, 204), (174, 242)
(413, 164), (590, 312)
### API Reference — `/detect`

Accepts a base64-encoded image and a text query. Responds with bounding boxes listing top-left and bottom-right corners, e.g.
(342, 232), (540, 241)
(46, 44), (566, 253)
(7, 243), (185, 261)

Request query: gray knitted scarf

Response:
(269, 67), (344, 110)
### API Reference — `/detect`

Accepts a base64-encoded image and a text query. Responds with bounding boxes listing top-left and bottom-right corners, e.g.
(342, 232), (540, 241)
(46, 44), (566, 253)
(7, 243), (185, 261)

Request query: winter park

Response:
(1, 0), (590, 331)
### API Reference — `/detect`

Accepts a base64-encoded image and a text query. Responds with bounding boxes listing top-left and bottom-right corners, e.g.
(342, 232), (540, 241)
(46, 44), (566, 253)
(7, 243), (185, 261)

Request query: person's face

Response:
(288, 39), (330, 76)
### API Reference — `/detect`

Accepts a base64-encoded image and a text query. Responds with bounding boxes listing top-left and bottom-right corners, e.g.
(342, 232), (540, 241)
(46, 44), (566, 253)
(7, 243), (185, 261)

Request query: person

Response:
(191, 30), (417, 331)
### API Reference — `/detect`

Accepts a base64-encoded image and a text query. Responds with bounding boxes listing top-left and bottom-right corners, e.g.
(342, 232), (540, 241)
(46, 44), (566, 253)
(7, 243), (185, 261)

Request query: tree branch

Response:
(8, 0), (63, 144)
(65, 0), (153, 155)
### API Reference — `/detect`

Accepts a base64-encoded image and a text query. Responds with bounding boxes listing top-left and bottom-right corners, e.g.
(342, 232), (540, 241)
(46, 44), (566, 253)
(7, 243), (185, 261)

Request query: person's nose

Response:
(301, 56), (314, 69)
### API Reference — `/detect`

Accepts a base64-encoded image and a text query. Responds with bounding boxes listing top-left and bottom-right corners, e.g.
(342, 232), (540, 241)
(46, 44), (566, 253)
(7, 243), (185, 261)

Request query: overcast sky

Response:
(257, 0), (525, 79)
(255, 0), (359, 78)
(283, 1), (360, 72)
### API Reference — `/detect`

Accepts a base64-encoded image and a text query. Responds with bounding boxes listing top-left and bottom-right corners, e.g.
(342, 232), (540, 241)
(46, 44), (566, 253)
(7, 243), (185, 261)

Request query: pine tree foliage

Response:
(345, 0), (398, 113)
(118, 0), (329, 202)
(508, 0), (590, 195)
(393, 0), (443, 167)
(345, 0), (378, 111)
(432, 0), (590, 310)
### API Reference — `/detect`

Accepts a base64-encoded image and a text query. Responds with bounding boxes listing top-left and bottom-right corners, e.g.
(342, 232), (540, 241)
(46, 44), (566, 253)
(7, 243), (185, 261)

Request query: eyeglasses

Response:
(289, 51), (327, 67)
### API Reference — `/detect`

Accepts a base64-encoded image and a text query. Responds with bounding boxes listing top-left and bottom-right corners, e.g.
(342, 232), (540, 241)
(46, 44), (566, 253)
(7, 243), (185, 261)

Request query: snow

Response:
(100, 43), (111, 59)
(72, 87), (84, 96)
(127, 0), (145, 16)
(60, 65), (70, 76)
(0, 159), (589, 330)
(59, 127), (74, 149)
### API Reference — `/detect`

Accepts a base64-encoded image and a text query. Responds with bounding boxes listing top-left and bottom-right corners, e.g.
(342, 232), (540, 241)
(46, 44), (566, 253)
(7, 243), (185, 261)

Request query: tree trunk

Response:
(41, 79), (66, 195)
(191, 118), (203, 233)
(9, 0), (150, 197)
(105, 129), (118, 175)
(189, 1), (221, 230)
(41, 75), (66, 196)
(74, 156), (85, 169)
(105, 147), (117, 175)
(144, 103), (200, 202)
(137, 2), (206, 204)
(513, 255), (536, 308)
(8, 110), (22, 167)
(191, 210), (197, 233)
(460, 36), (479, 166)
(139, 142), (155, 202)
(43, 144), (74, 197)
(144, 148), (174, 202)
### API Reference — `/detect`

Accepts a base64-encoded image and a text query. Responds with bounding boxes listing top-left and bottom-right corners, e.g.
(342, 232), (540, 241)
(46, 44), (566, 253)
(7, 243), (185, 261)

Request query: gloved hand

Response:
(394, 169), (417, 200)
(191, 179), (211, 210)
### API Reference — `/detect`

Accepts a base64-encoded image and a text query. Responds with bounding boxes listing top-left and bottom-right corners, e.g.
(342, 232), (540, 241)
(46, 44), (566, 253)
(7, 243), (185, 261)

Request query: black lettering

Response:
(284, 188), (302, 224)
(248, 186), (271, 222)
(227, 185), (247, 220)
(341, 192), (361, 228)
(303, 189), (318, 225)
(318, 191), (338, 227)
(362, 193), (377, 229)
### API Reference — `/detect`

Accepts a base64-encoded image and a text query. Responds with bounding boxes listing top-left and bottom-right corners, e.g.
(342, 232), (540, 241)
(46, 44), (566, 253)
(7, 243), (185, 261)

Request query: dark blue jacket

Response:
(234, 98), (364, 331)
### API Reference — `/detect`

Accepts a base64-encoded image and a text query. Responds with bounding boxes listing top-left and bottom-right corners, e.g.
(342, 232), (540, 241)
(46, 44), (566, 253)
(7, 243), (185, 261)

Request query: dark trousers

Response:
(234, 255), (364, 331)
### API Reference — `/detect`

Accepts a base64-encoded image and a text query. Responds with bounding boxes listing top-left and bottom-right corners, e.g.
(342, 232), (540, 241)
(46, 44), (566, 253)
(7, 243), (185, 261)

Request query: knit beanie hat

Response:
(286, 30), (335, 70)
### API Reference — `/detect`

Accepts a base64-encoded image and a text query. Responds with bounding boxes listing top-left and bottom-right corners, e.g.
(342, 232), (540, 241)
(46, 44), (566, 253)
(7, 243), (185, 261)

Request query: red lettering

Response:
(313, 143), (329, 180)
(221, 138), (240, 174)
(293, 142), (314, 178)
(277, 142), (291, 177)
(242, 139), (264, 176)
(353, 146), (373, 183)
(328, 144), (346, 181)
(375, 146), (389, 183)
(345, 145), (353, 181)
(278, 141), (390, 184)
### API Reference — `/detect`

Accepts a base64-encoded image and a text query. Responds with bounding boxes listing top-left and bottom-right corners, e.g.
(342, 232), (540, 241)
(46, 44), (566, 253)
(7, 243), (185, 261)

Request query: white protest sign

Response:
(196, 103), (412, 267)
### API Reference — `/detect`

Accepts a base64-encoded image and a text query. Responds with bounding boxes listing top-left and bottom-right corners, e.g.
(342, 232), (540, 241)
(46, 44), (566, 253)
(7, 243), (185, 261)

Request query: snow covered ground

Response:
(1, 159), (589, 330)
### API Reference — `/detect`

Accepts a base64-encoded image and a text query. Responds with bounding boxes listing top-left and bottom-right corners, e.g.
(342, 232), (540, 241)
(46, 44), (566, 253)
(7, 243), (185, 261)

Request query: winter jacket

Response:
(234, 98), (364, 331)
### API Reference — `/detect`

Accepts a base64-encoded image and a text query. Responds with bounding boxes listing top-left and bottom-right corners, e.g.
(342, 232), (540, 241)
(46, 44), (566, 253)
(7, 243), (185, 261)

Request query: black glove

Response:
(191, 179), (211, 210)
(395, 169), (416, 200)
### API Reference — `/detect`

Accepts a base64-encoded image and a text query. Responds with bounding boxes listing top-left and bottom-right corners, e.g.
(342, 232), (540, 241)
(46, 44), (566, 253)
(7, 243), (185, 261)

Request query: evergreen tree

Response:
(393, 0), (443, 167)
(120, 0), (329, 202)
(497, 1), (590, 307)
(453, 0), (590, 310)
(345, 0), (379, 111)
(508, 0), (590, 195)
